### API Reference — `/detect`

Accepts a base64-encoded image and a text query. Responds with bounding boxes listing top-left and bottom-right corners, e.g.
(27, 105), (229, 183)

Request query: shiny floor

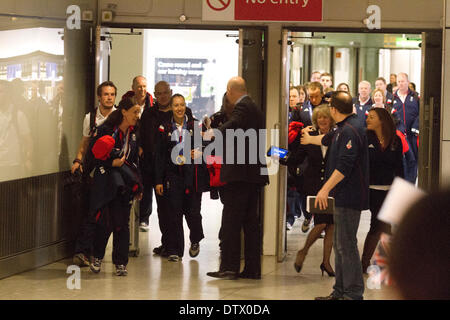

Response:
(0, 195), (398, 300)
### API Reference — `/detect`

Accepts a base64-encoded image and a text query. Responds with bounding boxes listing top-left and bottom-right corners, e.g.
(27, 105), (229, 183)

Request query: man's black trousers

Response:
(219, 182), (262, 275)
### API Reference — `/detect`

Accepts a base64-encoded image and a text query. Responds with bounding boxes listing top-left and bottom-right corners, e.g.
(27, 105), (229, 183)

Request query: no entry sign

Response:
(206, 0), (232, 11)
(203, 0), (323, 22)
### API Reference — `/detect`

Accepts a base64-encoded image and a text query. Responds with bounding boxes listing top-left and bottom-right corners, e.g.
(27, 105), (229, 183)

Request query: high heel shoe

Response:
(294, 251), (306, 273)
(294, 262), (302, 273)
(320, 263), (335, 277)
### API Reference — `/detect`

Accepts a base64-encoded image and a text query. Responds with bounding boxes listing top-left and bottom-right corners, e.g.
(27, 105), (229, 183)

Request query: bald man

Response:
(207, 76), (269, 280)
(121, 76), (154, 114)
(137, 81), (173, 239)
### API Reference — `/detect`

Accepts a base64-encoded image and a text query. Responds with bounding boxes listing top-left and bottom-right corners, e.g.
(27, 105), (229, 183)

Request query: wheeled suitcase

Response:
(128, 199), (140, 257)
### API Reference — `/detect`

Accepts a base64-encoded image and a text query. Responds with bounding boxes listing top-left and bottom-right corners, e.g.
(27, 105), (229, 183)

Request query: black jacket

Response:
(155, 112), (209, 193)
(218, 95), (269, 186)
(367, 130), (404, 186)
(138, 102), (172, 180)
(210, 110), (230, 129)
(353, 96), (373, 128)
(88, 123), (141, 213)
(323, 114), (369, 211)
(291, 99), (326, 127)
(139, 101), (194, 178)
(287, 130), (328, 196)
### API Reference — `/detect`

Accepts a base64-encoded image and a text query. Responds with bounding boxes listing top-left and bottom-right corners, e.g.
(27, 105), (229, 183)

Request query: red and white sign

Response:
(203, 0), (235, 21)
(207, 0), (232, 11)
(203, 0), (322, 22)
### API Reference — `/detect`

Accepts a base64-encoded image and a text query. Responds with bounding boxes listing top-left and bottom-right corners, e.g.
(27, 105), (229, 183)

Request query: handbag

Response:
(206, 155), (226, 187)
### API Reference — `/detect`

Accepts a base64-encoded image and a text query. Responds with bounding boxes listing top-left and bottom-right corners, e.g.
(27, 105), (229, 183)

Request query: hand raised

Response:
(155, 184), (164, 196)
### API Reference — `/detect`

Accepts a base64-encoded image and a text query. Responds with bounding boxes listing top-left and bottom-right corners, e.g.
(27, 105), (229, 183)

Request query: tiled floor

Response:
(0, 194), (398, 300)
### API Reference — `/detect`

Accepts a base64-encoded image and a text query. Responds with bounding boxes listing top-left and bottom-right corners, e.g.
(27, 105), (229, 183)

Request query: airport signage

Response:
(203, 0), (323, 22)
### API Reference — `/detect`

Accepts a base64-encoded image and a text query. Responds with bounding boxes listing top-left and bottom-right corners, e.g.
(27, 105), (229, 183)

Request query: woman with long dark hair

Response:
(361, 107), (404, 273)
(88, 97), (142, 276)
(336, 83), (350, 94)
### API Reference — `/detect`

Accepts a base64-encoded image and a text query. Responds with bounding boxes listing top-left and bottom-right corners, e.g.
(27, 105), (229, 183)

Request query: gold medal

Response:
(176, 155), (186, 165)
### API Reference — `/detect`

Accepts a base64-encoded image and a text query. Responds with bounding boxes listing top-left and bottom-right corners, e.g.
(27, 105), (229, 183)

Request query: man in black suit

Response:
(207, 77), (269, 280)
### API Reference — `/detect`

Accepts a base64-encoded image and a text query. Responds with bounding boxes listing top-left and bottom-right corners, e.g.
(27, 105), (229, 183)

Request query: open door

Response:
(238, 27), (267, 258)
(418, 31), (442, 192)
(275, 29), (290, 262)
(238, 28), (265, 109)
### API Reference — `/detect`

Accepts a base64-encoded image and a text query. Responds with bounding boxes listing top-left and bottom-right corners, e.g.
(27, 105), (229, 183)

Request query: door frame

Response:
(99, 22), (269, 257)
(279, 25), (442, 257)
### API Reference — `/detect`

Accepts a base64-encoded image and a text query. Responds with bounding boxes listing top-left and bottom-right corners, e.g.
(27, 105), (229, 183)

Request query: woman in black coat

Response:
(88, 97), (142, 276)
(287, 104), (336, 276)
(361, 107), (404, 273)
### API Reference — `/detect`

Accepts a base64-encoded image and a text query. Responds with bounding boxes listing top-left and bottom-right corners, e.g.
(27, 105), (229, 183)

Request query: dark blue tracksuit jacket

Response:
(353, 96), (373, 128)
(322, 114), (369, 211)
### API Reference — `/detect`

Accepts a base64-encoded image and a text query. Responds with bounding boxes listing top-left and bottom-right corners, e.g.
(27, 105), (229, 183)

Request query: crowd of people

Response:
(70, 76), (267, 279)
(66, 69), (435, 299)
(286, 71), (419, 299)
(0, 79), (63, 181)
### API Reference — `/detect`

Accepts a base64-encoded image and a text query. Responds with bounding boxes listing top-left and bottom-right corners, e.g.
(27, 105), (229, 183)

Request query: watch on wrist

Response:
(73, 159), (82, 165)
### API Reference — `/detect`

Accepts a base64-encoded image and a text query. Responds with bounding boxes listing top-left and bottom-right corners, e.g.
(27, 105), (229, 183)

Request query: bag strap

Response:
(88, 107), (97, 136)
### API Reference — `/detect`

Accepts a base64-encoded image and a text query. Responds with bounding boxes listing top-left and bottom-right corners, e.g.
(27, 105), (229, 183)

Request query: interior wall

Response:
(97, 0), (442, 30)
(109, 28), (144, 99)
(390, 49), (422, 92)
(442, 0), (450, 187)
(0, 20), (94, 279)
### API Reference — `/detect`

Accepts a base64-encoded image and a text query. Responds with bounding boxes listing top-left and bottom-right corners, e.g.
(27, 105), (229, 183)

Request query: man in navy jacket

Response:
(392, 72), (419, 183)
(314, 91), (369, 300)
(353, 80), (373, 127)
(293, 82), (326, 126)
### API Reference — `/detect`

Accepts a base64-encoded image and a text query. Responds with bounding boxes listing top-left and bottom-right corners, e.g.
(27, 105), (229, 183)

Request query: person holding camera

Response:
(286, 104), (336, 276)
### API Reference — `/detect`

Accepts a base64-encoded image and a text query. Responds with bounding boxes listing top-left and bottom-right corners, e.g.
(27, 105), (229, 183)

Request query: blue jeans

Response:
(332, 207), (365, 300)
(286, 189), (300, 226)
(403, 141), (417, 183)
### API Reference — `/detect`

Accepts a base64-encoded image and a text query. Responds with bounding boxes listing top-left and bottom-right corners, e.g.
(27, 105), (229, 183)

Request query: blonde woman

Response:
(371, 88), (386, 109)
(286, 104), (336, 276)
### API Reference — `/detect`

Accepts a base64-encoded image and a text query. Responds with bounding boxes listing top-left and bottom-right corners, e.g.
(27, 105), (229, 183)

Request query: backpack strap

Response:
(88, 107), (97, 137)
